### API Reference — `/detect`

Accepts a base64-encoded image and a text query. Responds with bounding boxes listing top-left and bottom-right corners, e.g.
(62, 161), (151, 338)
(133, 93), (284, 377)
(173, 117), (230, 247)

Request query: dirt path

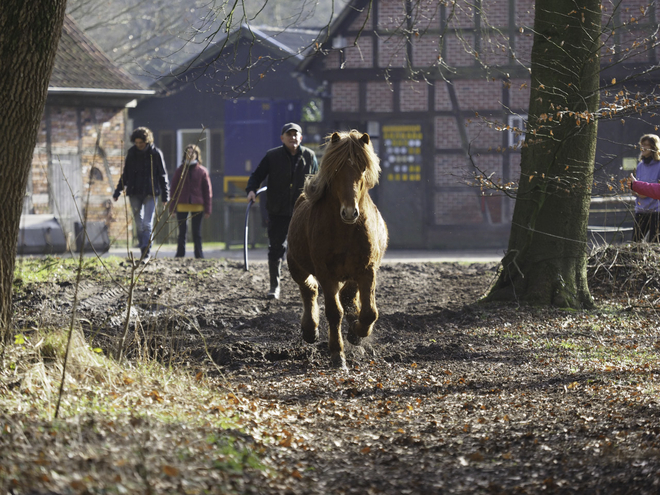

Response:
(12, 257), (660, 493)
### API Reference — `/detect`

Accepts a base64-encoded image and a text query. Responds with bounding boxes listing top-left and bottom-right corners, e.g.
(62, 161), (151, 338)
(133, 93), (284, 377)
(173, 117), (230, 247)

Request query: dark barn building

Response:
(129, 25), (323, 244)
(298, 0), (660, 249)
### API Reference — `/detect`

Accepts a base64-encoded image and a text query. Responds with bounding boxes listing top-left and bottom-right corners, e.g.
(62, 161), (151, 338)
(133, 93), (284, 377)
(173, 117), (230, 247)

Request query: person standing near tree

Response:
(169, 144), (212, 259)
(246, 123), (318, 299)
(113, 127), (169, 263)
(631, 134), (660, 243)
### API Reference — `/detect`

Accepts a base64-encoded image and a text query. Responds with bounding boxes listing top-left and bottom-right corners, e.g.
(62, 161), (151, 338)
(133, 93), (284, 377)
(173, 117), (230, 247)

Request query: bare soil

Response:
(9, 252), (660, 494)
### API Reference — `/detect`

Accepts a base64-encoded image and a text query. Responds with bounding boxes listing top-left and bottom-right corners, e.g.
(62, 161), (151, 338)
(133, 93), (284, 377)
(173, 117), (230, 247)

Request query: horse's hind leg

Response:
(340, 281), (362, 346)
(322, 280), (347, 369)
(351, 270), (378, 339)
(289, 262), (319, 343)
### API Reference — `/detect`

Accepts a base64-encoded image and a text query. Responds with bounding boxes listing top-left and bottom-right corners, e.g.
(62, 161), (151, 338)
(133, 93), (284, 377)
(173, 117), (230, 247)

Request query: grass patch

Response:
(2, 311), (271, 493)
(13, 255), (126, 285)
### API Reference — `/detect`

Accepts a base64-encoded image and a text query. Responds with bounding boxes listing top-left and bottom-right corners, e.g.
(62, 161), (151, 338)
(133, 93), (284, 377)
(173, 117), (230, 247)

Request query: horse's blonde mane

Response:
(303, 130), (381, 204)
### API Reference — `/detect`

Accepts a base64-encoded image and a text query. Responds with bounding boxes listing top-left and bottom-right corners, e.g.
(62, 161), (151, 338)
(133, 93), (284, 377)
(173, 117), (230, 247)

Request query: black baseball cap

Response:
(281, 122), (302, 135)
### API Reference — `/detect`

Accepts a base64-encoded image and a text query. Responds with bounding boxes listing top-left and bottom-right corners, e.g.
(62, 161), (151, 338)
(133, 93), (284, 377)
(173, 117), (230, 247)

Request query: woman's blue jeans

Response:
(129, 194), (156, 255)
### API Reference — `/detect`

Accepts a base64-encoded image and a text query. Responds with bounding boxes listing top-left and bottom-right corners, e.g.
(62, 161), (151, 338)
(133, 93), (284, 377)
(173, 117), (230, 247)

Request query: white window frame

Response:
(176, 128), (211, 168)
(507, 114), (527, 149)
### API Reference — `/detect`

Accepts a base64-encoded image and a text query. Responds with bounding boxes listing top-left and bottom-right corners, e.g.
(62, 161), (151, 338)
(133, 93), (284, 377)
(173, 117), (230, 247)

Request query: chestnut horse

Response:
(287, 130), (388, 368)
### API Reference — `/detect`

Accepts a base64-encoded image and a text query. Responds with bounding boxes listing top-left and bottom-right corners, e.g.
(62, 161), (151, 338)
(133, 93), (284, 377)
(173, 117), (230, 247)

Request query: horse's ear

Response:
(360, 133), (370, 145)
(331, 132), (341, 143)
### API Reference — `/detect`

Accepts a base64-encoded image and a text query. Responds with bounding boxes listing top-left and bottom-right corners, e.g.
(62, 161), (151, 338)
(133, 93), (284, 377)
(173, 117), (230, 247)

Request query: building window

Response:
(367, 121), (380, 155)
(507, 114), (526, 149)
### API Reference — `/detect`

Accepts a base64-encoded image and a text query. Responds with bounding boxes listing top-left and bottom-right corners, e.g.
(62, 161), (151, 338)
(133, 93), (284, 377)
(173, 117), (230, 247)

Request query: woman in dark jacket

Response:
(113, 127), (169, 263)
(169, 144), (212, 258)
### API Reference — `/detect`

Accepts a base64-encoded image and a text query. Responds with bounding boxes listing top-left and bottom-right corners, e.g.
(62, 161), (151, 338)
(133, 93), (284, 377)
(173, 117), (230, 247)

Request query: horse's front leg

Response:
(350, 268), (378, 339)
(321, 280), (346, 369)
(300, 275), (320, 343)
(340, 281), (359, 321)
(341, 281), (363, 346)
(289, 260), (319, 343)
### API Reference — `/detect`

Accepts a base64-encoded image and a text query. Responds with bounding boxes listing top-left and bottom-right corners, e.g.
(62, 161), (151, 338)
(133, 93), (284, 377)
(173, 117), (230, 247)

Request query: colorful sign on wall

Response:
(382, 125), (423, 182)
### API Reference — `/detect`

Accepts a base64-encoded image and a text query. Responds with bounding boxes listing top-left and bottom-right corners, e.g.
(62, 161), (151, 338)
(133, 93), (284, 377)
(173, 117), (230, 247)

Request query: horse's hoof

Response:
(351, 320), (374, 339)
(347, 328), (363, 346)
(330, 353), (347, 370)
(302, 327), (319, 344)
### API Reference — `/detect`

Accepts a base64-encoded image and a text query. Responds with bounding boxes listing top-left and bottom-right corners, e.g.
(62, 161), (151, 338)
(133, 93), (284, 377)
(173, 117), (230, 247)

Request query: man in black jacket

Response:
(113, 127), (169, 263)
(246, 123), (318, 299)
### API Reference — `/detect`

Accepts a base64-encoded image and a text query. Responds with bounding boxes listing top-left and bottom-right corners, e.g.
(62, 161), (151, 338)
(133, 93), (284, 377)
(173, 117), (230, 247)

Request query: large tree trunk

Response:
(0, 2), (67, 341)
(485, 1), (601, 308)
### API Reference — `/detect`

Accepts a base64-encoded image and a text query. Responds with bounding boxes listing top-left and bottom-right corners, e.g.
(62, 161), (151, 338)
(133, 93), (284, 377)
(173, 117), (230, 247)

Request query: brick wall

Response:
(435, 83), (453, 111)
(472, 155), (505, 185)
(434, 190), (483, 225)
(29, 105), (132, 246)
(480, 32), (510, 66)
(435, 154), (466, 186)
(400, 80), (429, 112)
(454, 79), (503, 110)
(50, 108), (78, 153)
(514, 0), (535, 27)
(344, 35), (374, 68)
(412, 36), (439, 67)
(324, 50), (341, 70)
(378, 36), (408, 68)
(513, 32), (533, 65)
(348, 4), (374, 31)
(366, 81), (394, 112)
(465, 119), (505, 150)
(435, 116), (461, 149)
(81, 109), (126, 242)
(378, 0), (406, 31)
(481, 0), (509, 28)
(448, 2), (475, 29)
(317, 0), (660, 242)
(445, 33), (475, 67)
(331, 81), (360, 112)
(413, 0), (442, 26)
(32, 121), (49, 202)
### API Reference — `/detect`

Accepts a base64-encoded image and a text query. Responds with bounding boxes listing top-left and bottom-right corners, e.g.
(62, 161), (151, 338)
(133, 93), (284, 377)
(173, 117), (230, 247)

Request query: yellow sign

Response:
(382, 125), (423, 182)
(224, 176), (249, 202)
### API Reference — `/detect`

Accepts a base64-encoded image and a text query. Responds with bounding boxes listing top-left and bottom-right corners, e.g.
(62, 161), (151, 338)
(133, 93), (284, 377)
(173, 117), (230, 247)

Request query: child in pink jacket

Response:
(628, 174), (660, 200)
(628, 134), (660, 242)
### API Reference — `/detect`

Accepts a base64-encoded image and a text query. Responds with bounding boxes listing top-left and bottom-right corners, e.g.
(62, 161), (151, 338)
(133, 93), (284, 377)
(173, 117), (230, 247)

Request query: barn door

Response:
(50, 153), (82, 245)
(222, 98), (300, 245)
(378, 125), (425, 248)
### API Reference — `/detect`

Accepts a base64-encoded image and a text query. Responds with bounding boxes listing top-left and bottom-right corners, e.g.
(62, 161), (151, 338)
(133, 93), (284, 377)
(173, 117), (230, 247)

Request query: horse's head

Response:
(325, 131), (381, 225)
(303, 130), (381, 224)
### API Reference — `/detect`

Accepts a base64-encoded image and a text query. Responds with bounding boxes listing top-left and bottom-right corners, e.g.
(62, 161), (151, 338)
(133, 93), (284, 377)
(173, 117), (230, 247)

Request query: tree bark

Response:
(485, 1), (601, 308)
(0, 2), (67, 341)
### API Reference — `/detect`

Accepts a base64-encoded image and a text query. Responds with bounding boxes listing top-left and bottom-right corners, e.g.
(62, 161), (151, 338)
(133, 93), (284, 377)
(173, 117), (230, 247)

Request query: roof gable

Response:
(298, 0), (369, 72)
(152, 24), (322, 93)
(49, 15), (146, 92)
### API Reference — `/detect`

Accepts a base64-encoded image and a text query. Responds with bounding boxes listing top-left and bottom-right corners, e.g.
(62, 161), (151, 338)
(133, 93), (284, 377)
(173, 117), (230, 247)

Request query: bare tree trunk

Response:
(0, 2), (67, 341)
(485, 1), (601, 308)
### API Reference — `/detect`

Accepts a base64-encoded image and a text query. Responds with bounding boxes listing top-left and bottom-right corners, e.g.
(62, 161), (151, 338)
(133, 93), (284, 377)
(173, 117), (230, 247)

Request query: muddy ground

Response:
(11, 253), (660, 494)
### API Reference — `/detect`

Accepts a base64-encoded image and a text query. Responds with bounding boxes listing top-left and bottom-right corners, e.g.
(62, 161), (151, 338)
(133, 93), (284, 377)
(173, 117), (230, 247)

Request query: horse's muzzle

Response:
(341, 206), (359, 224)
